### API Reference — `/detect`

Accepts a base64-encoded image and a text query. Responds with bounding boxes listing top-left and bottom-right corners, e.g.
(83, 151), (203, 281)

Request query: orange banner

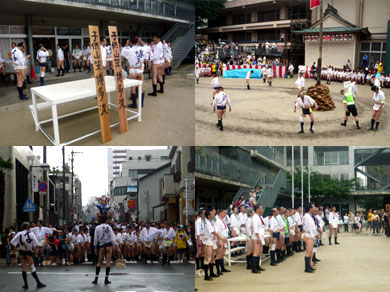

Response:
(108, 26), (128, 134)
(89, 25), (112, 144)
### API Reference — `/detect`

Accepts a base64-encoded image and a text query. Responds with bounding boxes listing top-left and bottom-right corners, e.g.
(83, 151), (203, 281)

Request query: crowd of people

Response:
(195, 191), (390, 280)
(2, 217), (193, 289)
(6, 34), (173, 107)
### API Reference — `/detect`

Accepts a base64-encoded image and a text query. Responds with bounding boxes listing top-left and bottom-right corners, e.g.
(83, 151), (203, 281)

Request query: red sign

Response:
(128, 200), (136, 209)
(310, 0), (320, 9)
(38, 182), (48, 192)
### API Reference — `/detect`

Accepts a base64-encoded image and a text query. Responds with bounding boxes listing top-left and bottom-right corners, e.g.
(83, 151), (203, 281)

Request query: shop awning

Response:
(293, 27), (370, 35)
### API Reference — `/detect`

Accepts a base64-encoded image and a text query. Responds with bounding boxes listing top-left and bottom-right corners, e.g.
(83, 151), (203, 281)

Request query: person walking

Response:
(371, 211), (380, 234)
(339, 89), (360, 129)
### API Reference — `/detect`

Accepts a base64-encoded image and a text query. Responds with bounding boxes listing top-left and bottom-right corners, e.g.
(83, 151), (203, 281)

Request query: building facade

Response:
(195, 146), (390, 215)
(298, 0), (389, 70)
(0, 0), (194, 74)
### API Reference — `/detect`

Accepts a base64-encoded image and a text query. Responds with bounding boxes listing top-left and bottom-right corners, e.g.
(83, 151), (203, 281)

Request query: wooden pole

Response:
(317, 0), (323, 85)
(108, 26), (128, 134)
(89, 25), (112, 144)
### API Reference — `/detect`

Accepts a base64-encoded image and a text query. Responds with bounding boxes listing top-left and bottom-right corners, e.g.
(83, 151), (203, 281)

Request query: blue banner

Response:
(223, 68), (263, 79)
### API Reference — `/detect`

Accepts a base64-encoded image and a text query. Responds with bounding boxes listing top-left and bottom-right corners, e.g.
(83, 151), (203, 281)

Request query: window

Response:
(340, 174), (348, 181)
(316, 150), (349, 165)
(360, 41), (387, 70)
(138, 156), (141, 160)
(145, 155), (151, 161)
(129, 157), (133, 160)
(232, 14), (251, 25)
(371, 42), (381, 51)
(257, 9), (280, 22)
(129, 170), (138, 177)
(161, 156), (168, 160)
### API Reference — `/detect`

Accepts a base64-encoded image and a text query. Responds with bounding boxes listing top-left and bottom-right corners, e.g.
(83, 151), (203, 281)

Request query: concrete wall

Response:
(138, 165), (170, 222)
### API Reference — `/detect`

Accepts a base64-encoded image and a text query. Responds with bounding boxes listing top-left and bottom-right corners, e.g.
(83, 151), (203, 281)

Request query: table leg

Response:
(138, 84), (142, 122)
(51, 105), (60, 146)
(108, 91), (111, 109)
(32, 92), (39, 131)
(228, 240), (231, 266)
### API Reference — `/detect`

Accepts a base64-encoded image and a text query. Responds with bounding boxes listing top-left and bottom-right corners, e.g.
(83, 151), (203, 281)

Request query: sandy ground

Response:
(0, 65), (194, 146)
(195, 231), (390, 292)
(195, 77), (390, 145)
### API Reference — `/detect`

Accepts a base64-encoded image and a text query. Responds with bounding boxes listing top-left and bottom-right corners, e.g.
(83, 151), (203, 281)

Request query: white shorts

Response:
(58, 58), (64, 61)
(331, 223), (338, 229)
(251, 233), (265, 245)
(37, 239), (45, 247)
(83, 57), (87, 61)
(204, 240), (217, 250)
(232, 227), (240, 235)
(196, 74), (200, 78)
(373, 104), (384, 111)
(153, 60), (164, 65)
(129, 68), (143, 75)
(303, 232), (314, 239)
(290, 229), (295, 236)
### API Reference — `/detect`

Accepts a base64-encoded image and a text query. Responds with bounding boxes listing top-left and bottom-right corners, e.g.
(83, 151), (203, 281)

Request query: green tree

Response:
(0, 156), (13, 232)
(287, 167), (359, 205)
(196, 0), (226, 32)
(356, 196), (384, 212)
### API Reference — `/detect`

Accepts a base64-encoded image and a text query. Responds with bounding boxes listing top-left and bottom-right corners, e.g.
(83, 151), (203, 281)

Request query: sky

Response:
(33, 146), (167, 206)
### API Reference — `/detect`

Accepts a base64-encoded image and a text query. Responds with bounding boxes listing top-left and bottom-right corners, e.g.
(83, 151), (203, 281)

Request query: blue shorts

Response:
(39, 63), (47, 67)
(298, 225), (303, 232)
(217, 106), (226, 110)
(272, 232), (280, 240)
(98, 242), (112, 249)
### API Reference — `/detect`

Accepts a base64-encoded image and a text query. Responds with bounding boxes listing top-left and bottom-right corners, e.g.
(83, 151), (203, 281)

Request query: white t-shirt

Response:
(213, 91), (231, 107)
(246, 71), (252, 80)
(37, 49), (49, 63)
(296, 95), (315, 109)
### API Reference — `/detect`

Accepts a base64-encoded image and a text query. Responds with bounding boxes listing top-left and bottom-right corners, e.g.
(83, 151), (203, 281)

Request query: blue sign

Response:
(38, 182), (48, 192)
(23, 198), (36, 212)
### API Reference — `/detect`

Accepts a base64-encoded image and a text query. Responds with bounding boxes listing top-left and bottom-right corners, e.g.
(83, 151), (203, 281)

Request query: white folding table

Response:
(29, 76), (142, 145)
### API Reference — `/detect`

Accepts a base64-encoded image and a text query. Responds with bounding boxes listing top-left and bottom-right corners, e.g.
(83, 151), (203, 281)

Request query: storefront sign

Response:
(108, 25), (128, 134)
(89, 25), (112, 144)
(304, 33), (354, 43)
(128, 200), (136, 209)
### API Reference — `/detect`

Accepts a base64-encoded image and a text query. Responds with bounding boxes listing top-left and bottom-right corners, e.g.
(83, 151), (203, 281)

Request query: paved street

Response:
(195, 232), (390, 292)
(0, 64), (194, 146)
(0, 262), (194, 292)
(195, 77), (390, 145)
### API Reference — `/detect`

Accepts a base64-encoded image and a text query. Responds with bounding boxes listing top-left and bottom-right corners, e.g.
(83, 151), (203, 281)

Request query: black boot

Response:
(276, 249), (282, 263)
(22, 271), (28, 290)
(209, 263), (219, 278)
(127, 93), (138, 108)
(196, 258), (200, 270)
(141, 92), (145, 107)
(251, 256), (260, 274)
(258, 258), (265, 271)
(26, 75), (32, 84)
(204, 264), (211, 281)
(61, 69), (65, 76)
(368, 119), (375, 130)
(31, 271), (46, 288)
(341, 120), (347, 126)
(310, 122), (315, 134)
(270, 250), (277, 266)
(247, 84), (250, 90)
(200, 257), (204, 270)
(329, 237), (332, 245)
(298, 122), (304, 134)
(104, 267), (111, 285)
(335, 237), (340, 245)
(162, 74), (166, 84)
(246, 255), (252, 270)
(79, 66), (82, 72)
(162, 255), (167, 265)
(215, 260), (223, 276)
(304, 256), (315, 273)
(157, 81), (164, 93)
(92, 266), (100, 284)
(219, 120), (223, 131)
(88, 65), (91, 73)
(220, 259), (230, 272)
(148, 84), (157, 96)
(313, 252), (321, 262)
(375, 121), (380, 131)
(57, 69), (61, 77)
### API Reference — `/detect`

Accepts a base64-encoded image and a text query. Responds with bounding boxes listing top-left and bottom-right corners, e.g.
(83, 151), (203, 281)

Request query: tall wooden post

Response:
(89, 25), (112, 144)
(108, 26), (128, 133)
(317, 0), (323, 85)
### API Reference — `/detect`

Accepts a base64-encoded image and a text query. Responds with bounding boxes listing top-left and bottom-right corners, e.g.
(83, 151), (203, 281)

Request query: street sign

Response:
(128, 200), (136, 209)
(23, 198), (36, 212)
(32, 177), (38, 192)
(38, 182), (48, 192)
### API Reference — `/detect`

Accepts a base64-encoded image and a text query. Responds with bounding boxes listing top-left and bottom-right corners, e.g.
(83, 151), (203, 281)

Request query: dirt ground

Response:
(195, 232), (390, 292)
(195, 77), (390, 145)
(0, 65), (194, 146)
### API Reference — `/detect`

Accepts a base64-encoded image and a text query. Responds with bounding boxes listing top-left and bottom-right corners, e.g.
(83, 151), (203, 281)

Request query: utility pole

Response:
(70, 149), (82, 223)
(62, 146), (66, 225)
(292, 146), (294, 208)
(300, 146), (304, 210)
(317, 0), (323, 85)
(43, 146), (48, 224)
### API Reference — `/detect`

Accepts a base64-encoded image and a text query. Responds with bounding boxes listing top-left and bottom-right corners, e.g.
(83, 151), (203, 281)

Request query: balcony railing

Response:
(195, 150), (259, 186)
(59, 0), (194, 21)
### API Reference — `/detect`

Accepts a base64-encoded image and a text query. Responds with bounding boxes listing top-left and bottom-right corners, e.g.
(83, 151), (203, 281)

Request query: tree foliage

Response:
(195, 0), (226, 31)
(0, 156), (13, 233)
(357, 196), (384, 212)
(287, 167), (359, 205)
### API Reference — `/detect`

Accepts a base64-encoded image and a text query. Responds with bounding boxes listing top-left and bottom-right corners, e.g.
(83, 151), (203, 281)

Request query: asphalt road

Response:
(0, 262), (194, 292)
